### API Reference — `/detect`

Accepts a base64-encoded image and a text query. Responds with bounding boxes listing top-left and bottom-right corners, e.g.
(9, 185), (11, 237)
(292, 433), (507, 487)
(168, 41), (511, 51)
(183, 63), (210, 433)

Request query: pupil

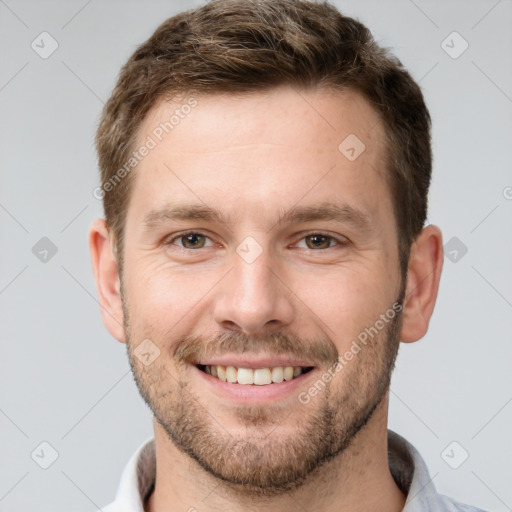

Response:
(186, 234), (203, 248)
(309, 235), (328, 248)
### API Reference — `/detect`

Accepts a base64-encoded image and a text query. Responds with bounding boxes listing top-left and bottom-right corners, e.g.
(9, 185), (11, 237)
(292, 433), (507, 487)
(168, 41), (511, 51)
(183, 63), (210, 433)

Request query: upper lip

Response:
(195, 356), (315, 369)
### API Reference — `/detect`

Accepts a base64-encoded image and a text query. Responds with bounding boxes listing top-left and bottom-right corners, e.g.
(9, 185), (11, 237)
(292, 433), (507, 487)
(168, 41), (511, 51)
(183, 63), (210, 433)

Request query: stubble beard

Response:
(123, 286), (404, 497)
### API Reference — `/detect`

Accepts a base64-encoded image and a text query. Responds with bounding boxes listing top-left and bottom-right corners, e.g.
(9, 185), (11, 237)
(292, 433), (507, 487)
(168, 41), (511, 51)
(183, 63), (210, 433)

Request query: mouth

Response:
(196, 364), (315, 385)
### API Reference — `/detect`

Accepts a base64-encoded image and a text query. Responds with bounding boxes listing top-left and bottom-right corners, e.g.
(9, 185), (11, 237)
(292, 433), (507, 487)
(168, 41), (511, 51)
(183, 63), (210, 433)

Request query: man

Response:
(88, 1), (486, 510)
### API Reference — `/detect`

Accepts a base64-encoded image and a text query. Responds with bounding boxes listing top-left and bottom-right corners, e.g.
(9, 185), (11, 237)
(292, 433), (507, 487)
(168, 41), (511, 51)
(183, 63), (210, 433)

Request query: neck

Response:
(144, 399), (405, 512)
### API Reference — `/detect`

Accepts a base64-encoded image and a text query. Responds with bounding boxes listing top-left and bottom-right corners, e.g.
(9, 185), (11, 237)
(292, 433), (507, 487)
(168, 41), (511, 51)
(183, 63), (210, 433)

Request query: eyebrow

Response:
(142, 201), (374, 234)
(142, 203), (228, 230)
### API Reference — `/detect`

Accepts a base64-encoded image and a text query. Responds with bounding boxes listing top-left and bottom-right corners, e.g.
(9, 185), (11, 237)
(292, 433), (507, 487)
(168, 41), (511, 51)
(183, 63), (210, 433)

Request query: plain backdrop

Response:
(1, 1), (511, 511)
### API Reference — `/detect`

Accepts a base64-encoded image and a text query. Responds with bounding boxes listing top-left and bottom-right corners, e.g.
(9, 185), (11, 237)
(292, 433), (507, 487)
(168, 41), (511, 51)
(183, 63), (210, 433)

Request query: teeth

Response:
(217, 365), (227, 382)
(226, 366), (237, 383)
(284, 366), (294, 381)
(237, 367), (254, 385)
(254, 368), (272, 385)
(203, 365), (307, 385)
(271, 366), (284, 383)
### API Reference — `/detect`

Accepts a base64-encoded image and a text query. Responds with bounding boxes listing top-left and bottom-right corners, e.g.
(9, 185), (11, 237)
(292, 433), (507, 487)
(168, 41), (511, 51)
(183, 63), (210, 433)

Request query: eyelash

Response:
(163, 230), (348, 251)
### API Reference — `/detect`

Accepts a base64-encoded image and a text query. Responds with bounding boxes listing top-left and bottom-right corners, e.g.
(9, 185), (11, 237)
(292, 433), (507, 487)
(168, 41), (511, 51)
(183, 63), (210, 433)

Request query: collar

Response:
(103, 430), (484, 512)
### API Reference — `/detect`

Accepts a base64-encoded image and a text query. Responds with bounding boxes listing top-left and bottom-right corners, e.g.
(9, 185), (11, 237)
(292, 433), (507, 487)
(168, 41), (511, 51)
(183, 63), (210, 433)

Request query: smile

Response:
(197, 364), (314, 385)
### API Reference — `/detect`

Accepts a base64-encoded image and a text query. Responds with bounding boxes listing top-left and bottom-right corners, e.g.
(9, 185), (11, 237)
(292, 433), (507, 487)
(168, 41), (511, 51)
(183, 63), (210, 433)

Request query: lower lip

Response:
(192, 365), (316, 403)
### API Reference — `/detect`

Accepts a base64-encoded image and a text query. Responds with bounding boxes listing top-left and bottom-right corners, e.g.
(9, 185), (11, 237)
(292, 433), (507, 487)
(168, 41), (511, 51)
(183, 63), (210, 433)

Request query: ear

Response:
(400, 224), (444, 343)
(88, 218), (126, 343)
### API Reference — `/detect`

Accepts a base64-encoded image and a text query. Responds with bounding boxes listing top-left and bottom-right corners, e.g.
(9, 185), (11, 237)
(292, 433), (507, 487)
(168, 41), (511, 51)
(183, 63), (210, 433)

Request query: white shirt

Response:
(99, 430), (487, 512)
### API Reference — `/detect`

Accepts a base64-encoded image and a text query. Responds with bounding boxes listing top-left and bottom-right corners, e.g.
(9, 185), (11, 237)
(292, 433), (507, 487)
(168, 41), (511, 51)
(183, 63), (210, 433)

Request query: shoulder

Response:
(388, 430), (490, 512)
(437, 492), (489, 512)
(92, 504), (116, 512)
(93, 503), (124, 512)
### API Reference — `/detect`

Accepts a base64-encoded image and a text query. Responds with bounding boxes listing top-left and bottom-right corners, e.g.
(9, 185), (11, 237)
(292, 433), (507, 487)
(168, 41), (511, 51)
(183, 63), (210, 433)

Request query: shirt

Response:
(99, 430), (488, 512)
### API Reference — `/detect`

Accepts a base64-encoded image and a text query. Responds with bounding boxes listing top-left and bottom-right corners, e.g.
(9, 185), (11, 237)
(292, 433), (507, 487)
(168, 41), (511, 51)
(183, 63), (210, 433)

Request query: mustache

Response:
(173, 330), (339, 368)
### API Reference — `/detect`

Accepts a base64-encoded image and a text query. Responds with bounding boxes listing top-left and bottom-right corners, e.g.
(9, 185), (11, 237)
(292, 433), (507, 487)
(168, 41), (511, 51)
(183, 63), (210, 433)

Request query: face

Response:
(120, 86), (404, 495)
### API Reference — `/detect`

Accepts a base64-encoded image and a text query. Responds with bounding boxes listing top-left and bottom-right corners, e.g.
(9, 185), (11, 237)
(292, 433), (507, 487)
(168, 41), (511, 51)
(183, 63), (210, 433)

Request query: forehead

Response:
(127, 86), (391, 231)
(141, 86), (384, 154)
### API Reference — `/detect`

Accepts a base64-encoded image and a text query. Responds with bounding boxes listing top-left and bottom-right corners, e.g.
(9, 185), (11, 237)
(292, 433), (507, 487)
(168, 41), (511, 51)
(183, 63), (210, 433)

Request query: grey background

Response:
(1, 0), (511, 510)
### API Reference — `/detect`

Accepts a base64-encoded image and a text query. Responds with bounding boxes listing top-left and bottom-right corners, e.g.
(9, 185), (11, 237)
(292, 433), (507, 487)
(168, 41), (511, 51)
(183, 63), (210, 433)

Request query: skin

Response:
(89, 86), (443, 512)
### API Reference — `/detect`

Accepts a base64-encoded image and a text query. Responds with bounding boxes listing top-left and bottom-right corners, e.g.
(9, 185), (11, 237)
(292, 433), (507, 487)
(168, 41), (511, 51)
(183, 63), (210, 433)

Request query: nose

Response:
(213, 246), (295, 336)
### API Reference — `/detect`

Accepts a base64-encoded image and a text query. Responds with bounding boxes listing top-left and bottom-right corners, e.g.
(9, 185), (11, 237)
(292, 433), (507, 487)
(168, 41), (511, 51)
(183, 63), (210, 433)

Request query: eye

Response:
(165, 232), (214, 250)
(163, 231), (347, 252)
(296, 233), (346, 250)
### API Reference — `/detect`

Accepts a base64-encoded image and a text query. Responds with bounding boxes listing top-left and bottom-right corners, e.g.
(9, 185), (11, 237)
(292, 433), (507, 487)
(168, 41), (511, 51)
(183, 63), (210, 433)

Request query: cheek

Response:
(123, 259), (219, 335)
(291, 264), (394, 346)
(124, 241), (398, 350)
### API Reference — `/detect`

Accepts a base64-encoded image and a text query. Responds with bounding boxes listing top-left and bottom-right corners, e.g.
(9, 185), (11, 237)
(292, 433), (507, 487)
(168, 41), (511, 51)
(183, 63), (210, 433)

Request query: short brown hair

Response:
(95, 0), (431, 278)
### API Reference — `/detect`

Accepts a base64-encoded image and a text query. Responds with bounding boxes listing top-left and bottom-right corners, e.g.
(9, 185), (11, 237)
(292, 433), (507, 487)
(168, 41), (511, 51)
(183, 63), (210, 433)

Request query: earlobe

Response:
(400, 225), (444, 343)
(88, 218), (126, 343)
